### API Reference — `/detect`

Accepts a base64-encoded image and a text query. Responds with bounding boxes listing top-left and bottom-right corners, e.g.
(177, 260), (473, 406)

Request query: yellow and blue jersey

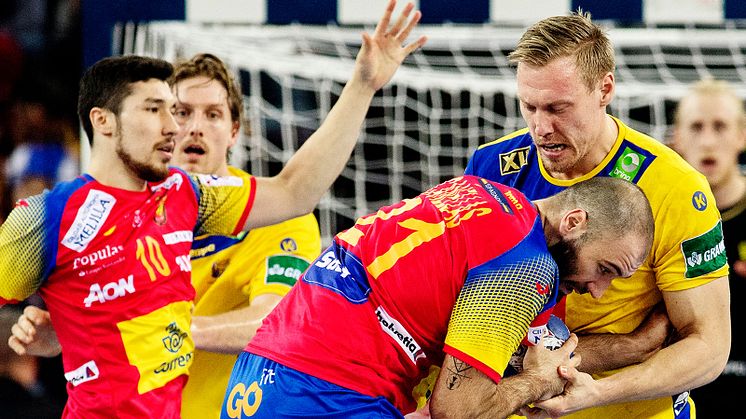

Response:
(467, 116), (728, 418)
(182, 166), (321, 419)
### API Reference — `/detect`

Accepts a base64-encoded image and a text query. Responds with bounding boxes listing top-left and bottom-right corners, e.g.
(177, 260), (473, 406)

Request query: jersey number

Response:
(336, 197), (446, 279)
(136, 236), (172, 281)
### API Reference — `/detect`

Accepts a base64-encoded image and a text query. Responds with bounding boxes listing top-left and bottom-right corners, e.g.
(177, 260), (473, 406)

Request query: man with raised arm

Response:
(0, 2), (426, 417)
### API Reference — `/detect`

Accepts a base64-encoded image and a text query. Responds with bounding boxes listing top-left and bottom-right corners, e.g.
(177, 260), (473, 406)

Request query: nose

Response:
(186, 112), (204, 138)
(163, 111), (180, 136)
(532, 110), (553, 138)
(698, 127), (719, 149)
(587, 279), (611, 299)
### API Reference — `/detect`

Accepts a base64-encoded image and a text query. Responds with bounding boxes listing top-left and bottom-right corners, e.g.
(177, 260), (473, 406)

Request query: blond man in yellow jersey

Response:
(466, 11), (729, 419)
(170, 54), (321, 418)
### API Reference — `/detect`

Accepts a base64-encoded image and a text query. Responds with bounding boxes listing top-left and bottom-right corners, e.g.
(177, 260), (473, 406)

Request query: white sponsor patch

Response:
(194, 174), (244, 187)
(375, 306), (426, 364)
(163, 230), (193, 245)
(61, 190), (116, 252)
(150, 173), (183, 192)
(64, 360), (100, 387)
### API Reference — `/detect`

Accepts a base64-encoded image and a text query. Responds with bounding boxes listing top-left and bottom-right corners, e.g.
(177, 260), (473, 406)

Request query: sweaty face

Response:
(550, 233), (645, 299)
(172, 76), (238, 176)
(115, 79), (178, 182)
(516, 56), (610, 179)
(674, 93), (746, 189)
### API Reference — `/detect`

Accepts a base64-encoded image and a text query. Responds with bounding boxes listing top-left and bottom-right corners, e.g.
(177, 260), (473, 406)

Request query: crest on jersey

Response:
(499, 146), (530, 175)
(155, 196), (168, 225)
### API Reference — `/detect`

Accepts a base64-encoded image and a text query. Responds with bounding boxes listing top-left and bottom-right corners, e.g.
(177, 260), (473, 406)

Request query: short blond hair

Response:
(674, 78), (746, 128)
(508, 11), (615, 91)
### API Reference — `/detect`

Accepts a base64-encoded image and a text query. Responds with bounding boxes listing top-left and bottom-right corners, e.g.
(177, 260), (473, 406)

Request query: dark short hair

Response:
(77, 55), (173, 144)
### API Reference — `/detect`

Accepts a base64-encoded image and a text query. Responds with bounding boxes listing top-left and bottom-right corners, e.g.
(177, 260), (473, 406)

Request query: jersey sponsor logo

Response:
(154, 196), (168, 225)
(163, 230), (193, 245)
(84, 274), (135, 307)
(150, 173), (183, 192)
(478, 178), (513, 214)
(61, 190), (116, 252)
(266, 254), (310, 286)
(681, 220), (727, 278)
(162, 322), (188, 353)
(536, 282), (550, 295)
(499, 146), (530, 175)
(225, 378), (268, 418)
(526, 323), (548, 346)
(376, 305), (426, 364)
(314, 250), (351, 278)
(503, 189), (524, 210)
(64, 360), (99, 387)
(280, 237), (298, 252)
(609, 147), (645, 182)
(73, 244), (124, 270)
(692, 191), (708, 211)
(117, 301), (194, 394)
(672, 391), (690, 417)
(194, 174), (244, 187)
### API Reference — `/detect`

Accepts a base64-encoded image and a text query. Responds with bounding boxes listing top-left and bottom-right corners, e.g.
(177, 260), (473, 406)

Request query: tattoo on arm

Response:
(445, 358), (473, 390)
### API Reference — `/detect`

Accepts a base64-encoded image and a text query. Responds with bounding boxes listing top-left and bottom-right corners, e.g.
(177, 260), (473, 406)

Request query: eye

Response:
(208, 111), (221, 120)
(599, 265), (611, 275)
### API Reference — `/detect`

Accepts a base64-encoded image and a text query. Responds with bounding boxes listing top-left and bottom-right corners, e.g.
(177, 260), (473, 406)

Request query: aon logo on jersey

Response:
(84, 275), (135, 307)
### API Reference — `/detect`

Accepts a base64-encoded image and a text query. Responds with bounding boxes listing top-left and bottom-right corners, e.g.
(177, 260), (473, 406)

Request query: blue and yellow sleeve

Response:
(0, 195), (53, 304)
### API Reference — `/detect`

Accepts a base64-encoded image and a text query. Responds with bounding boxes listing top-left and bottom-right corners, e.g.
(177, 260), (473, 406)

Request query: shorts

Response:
(220, 352), (404, 419)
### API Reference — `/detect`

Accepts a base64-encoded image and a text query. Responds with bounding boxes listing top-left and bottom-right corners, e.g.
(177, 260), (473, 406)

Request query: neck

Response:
(87, 148), (148, 191)
(533, 199), (561, 246)
(714, 173), (746, 210)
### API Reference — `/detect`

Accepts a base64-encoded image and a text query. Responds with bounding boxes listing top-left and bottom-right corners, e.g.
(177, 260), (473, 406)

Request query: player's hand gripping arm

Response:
(531, 277), (730, 416)
(245, 0), (427, 229)
(429, 335), (580, 419)
(8, 305), (61, 358)
(190, 293), (282, 354)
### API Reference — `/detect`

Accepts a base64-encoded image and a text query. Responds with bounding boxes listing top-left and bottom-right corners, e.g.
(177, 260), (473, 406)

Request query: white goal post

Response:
(125, 21), (746, 244)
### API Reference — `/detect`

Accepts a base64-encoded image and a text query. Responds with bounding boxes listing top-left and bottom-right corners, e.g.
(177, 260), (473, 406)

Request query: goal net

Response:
(124, 21), (746, 244)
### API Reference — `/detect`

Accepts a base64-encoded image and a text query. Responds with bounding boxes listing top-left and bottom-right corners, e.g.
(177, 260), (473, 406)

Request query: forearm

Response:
(190, 294), (282, 354)
(431, 366), (547, 419)
(592, 333), (727, 405)
(574, 333), (654, 375)
(271, 79), (376, 215)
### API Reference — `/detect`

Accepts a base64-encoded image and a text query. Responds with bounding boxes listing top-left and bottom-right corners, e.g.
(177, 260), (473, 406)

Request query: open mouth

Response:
(700, 157), (717, 169)
(183, 143), (206, 156)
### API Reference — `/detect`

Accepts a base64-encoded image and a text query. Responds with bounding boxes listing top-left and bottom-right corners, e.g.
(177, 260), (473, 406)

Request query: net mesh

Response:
(125, 21), (746, 244)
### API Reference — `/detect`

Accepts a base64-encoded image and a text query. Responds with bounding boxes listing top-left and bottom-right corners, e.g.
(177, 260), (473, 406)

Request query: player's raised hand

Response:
(353, 0), (427, 92)
(8, 305), (62, 357)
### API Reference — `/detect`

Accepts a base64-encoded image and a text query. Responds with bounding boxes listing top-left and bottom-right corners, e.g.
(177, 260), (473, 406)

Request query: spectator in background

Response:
(671, 78), (746, 413)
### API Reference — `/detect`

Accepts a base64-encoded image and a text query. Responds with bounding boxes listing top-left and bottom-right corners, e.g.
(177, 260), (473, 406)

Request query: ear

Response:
(229, 120), (240, 148)
(599, 72), (615, 108)
(89, 107), (116, 138)
(559, 208), (588, 240)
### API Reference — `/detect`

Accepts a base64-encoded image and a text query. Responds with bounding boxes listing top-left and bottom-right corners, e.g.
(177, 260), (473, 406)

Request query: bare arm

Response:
(533, 277), (730, 416)
(572, 302), (671, 374)
(190, 293), (282, 354)
(244, 0), (427, 229)
(8, 305), (61, 357)
(429, 335), (580, 419)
